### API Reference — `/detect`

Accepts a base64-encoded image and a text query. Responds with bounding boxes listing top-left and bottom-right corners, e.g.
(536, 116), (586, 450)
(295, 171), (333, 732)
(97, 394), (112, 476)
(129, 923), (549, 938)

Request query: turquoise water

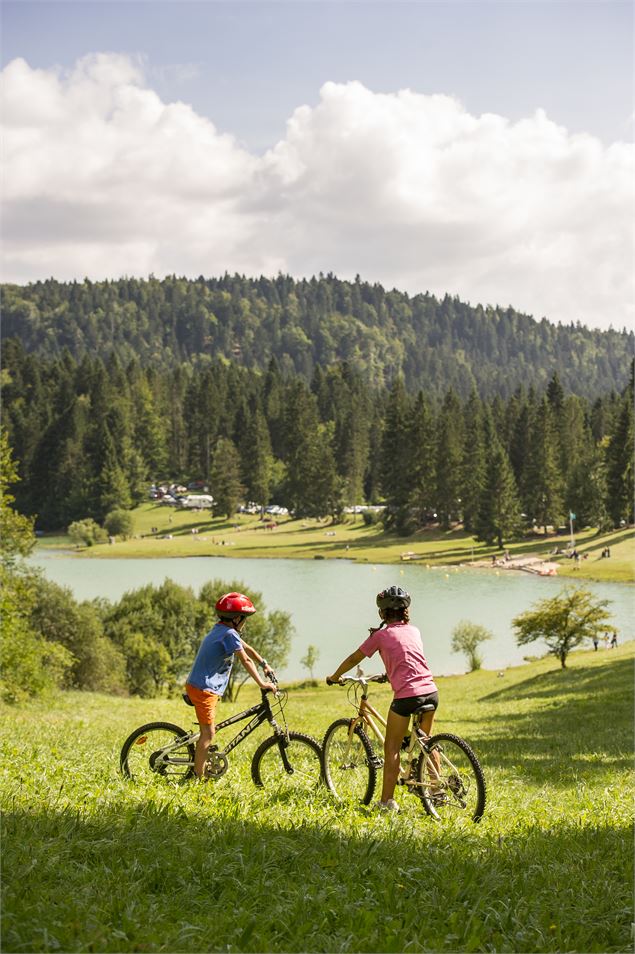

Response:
(31, 551), (634, 681)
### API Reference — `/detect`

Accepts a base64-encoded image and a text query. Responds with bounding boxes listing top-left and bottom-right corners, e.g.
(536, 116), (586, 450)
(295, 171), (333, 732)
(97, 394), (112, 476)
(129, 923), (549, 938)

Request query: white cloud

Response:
(1, 56), (633, 330)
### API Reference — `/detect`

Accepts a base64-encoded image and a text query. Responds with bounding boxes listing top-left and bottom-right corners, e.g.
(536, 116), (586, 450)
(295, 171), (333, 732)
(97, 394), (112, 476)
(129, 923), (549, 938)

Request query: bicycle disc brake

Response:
(205, 751), (229, 778)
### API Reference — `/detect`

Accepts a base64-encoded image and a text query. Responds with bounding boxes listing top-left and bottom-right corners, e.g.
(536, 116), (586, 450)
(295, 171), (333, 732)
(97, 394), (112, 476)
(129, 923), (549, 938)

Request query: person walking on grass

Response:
(185, 592), (276, 779)
(326, 585), (439, 813)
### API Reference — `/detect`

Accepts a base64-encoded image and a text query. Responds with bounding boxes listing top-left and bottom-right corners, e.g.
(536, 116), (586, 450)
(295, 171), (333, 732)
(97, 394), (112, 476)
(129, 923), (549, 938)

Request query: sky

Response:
(1, 0), (633, 331)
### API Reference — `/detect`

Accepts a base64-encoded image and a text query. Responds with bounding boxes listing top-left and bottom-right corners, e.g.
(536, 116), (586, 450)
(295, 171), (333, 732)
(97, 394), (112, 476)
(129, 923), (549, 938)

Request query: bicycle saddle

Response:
(412, 702), (436, 714)
(182, 692), (194, 706)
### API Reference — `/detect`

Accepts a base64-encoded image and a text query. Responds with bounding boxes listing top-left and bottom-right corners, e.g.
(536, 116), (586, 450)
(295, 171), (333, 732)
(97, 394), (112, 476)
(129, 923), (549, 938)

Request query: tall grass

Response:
(2, 644), (633, 953)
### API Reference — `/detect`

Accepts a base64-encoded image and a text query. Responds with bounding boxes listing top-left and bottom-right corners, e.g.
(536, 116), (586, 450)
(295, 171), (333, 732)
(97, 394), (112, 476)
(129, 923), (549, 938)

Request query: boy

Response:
(186, 591), (276, 778)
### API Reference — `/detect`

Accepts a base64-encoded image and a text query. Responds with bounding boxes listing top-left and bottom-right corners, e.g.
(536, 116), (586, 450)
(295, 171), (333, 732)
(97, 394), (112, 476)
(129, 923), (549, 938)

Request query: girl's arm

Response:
(326, 647), (366, 684)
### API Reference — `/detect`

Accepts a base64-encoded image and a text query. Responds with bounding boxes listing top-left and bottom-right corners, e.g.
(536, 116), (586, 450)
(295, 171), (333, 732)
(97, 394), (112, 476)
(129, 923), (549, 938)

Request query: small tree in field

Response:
(104, 509), (134, 539)
(68, 518), (108, 547)
(300, 644), (320, 682)
(513, 588), (617, 669)
(451, 621), (492, 671)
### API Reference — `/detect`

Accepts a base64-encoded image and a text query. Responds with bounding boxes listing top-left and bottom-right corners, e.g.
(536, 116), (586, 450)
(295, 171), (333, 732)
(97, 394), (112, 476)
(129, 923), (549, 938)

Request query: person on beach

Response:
(185, 591), (276, 778)
(326, 585), (438, 813)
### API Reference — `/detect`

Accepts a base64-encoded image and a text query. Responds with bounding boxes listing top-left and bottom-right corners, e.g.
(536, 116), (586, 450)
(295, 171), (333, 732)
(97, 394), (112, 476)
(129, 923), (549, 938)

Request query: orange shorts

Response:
(185, 683), (220, 726)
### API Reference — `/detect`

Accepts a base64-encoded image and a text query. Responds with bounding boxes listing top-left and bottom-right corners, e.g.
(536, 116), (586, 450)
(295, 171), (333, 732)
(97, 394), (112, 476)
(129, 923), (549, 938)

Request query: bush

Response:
(103, 509), (134, 539)
(0, 568), (74, 702)
(451, 621), (493, 671)
(29, 578), (127, 693)
(68, 518), (108, 547)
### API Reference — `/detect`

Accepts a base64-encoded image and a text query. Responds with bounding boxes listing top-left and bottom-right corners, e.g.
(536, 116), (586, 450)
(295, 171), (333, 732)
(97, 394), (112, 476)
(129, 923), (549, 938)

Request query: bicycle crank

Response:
(205, 751), (229, 778)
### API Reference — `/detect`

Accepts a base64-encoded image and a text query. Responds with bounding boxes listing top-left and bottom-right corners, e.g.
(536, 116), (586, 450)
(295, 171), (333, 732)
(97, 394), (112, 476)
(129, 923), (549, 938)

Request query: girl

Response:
(326, 585), (438, 812)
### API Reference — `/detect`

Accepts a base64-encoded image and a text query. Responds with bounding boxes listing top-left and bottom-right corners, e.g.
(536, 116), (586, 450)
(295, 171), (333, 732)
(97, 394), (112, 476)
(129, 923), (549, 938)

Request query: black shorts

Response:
(390, 691), (439, 717)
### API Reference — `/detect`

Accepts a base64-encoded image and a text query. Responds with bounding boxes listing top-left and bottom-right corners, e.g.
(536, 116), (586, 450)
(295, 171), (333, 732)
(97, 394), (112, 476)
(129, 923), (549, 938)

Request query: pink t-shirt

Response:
(359, 622), (437, 699)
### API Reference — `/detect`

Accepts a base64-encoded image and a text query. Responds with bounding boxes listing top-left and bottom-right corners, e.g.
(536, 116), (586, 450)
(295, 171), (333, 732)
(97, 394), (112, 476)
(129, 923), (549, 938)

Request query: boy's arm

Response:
(236, 647), (275, 691)
(326, 647), (366, 684)
(241, 639), (275, 677)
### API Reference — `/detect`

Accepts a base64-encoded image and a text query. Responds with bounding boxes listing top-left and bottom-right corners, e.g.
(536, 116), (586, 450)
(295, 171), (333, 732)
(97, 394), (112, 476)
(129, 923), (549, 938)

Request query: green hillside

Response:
(2, 644), (632, 952)
(2, 274), (632, 398)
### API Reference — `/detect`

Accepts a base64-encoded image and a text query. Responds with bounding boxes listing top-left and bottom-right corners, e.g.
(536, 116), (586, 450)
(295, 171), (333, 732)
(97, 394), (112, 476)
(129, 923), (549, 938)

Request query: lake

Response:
(31, 551), (634, 681)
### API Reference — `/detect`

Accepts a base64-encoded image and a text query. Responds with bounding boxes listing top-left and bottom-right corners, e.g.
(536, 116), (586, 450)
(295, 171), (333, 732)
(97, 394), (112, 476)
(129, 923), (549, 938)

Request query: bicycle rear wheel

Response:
(251, 731), (322, 794)
(417, 732), (486, 822)
(120, 722), (195, 782)
(322, 718), (378, 805)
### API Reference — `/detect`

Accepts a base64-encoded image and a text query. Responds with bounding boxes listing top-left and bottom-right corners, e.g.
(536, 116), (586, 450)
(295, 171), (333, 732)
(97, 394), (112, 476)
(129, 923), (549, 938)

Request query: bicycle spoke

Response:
(120, 723), (195, 782)
(418, 732), (486, 822)
(251, 732), (322, 794)
(322, 719), (377, 804)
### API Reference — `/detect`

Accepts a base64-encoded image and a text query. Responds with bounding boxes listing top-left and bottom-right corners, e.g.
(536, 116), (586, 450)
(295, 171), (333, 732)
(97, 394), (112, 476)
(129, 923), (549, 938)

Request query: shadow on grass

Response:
(470, 656), (634, 784)
(2, 800), (632, 953)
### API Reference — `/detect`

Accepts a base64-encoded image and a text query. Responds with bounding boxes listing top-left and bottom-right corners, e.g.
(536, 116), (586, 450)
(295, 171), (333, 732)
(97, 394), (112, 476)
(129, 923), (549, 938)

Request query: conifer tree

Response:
(435, 389), (464, 529)
(407, 391), (436, 527)
(460, 391), (486, 532)
(605, 379), (634, 527)
(474, 429), (523, 549)
(209, 437), (245, 518)
(379, 377), (411, 530)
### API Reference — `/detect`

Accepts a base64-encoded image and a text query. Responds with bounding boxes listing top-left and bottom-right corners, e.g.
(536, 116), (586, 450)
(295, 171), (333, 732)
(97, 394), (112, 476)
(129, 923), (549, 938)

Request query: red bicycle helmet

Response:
(215, 591), (257, 618)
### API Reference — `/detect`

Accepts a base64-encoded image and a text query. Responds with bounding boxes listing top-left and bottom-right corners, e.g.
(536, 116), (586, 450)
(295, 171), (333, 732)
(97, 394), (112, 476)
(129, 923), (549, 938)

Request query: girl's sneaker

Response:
(375, 798), (400, 813)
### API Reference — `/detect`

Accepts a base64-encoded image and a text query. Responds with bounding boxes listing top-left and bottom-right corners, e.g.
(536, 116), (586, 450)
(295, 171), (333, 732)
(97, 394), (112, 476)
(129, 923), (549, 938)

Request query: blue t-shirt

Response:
(187, 622), (243, 695)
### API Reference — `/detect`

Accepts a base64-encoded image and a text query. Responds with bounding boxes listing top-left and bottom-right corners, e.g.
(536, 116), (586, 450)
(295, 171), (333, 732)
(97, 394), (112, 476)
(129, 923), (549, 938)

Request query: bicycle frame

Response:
(341, 676), (443, 792)
(156, 691), (286, 769)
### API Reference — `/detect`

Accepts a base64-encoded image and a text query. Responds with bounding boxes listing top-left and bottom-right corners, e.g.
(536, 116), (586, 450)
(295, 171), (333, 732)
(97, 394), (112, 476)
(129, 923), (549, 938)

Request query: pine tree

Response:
(474, 423), (523, 548)
(436, 390), (464, 529)
(379, 377), (412, 530)
(240, 403), (274, 510)
(209, 437), (245, 518)
(460, 391), (486, 532)
(605, 374), (634, 526)
(407, 391), (436, 527)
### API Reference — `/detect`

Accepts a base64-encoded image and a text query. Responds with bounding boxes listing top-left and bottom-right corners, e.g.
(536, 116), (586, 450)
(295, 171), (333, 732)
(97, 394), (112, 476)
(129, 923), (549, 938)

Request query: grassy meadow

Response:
(2, 643), (633, 953)
(41, 503), (634, 584)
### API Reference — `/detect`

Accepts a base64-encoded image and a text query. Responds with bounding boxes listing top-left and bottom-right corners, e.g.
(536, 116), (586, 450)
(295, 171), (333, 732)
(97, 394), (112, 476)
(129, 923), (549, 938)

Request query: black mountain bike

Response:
(120, 682), (322, 793)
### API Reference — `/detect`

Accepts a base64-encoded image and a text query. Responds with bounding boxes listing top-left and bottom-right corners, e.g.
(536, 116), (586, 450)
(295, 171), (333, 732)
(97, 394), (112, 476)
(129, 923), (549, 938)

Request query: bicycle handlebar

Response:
(326, 673), (388, 686)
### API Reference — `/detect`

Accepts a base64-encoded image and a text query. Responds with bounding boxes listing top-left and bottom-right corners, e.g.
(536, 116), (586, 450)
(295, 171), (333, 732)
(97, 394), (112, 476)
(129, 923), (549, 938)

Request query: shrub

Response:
(103, 509), (134, 539)
(68, 518), (108, 547)
(451, 621), (493, 671)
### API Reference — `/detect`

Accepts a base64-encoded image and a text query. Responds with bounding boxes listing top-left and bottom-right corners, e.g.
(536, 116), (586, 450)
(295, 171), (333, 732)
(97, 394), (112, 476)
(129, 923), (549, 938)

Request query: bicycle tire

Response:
(417, 732), (486, 822)
(251, 731), (322, 793)
(120, 721), (196, 782)
(322, 718), (378, 805)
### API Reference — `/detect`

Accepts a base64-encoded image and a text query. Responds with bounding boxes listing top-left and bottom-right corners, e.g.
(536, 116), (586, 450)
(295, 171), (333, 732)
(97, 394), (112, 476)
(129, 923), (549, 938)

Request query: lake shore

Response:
(38, 505), (634, 585)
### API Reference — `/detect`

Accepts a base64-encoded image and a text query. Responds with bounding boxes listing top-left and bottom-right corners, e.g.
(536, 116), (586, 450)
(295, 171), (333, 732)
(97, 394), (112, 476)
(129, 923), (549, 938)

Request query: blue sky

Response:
(1, 1), (633, 330)
(3, 1), (632, 149)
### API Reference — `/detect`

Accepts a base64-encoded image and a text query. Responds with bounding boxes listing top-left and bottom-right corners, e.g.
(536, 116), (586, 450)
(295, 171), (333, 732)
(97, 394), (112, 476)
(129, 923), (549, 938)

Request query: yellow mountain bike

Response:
(323, 673), (486, 822)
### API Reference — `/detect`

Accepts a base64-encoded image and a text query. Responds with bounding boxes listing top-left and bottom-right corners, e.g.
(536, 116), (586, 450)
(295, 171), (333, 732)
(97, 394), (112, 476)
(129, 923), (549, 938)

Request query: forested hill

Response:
(1, 274), (632, 398)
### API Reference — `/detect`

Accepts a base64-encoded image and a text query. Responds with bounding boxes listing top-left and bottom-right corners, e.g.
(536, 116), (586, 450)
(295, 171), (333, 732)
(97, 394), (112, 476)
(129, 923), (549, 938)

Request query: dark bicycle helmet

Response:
(376, 586), (411, 610)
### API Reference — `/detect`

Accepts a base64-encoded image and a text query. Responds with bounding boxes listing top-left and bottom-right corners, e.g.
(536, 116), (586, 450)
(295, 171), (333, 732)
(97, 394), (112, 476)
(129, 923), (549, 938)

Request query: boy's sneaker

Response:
(374, 798), (400, 813)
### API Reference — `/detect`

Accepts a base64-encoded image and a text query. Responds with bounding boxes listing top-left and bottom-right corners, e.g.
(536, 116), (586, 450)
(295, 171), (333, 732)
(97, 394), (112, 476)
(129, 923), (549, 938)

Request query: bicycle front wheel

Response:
(322, 718), (378, 805)
(417, 732), (486, 822)
(120, 722), (196, 782)
(251, 731), (322, 794)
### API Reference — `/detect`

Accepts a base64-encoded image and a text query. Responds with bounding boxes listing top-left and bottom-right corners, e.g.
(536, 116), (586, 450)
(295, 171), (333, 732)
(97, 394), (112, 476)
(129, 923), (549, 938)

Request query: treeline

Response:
(0, 429), (291, 703)
(1, 274), (632, 399)
(2, 340), (633, 542)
